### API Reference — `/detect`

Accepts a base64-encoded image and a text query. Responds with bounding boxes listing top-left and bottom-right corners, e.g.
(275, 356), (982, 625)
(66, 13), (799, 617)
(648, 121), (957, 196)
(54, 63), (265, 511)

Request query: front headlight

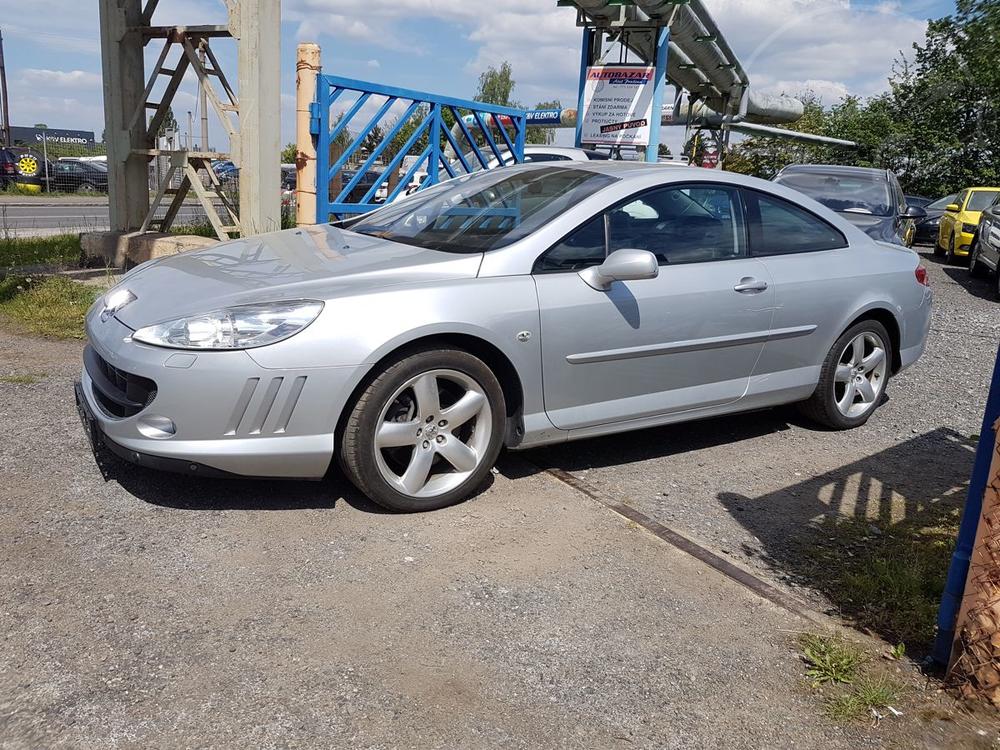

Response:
(962, 223), (978, 235)
(132, 300), (324, 350)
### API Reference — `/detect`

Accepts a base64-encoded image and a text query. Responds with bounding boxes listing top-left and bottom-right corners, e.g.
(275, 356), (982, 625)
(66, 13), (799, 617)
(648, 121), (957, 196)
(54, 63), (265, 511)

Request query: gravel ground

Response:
(1, 246), (997, 748)
(536, 248), (999, 619)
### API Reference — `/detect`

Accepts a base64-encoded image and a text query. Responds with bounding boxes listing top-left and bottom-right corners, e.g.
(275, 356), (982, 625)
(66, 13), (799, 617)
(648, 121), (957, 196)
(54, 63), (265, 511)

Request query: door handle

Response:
(734, 277), (768, 293)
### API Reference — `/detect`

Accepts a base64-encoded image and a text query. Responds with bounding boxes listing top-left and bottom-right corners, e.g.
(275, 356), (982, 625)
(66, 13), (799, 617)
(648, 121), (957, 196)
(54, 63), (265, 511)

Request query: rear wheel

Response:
(798, 320), (892, 430)
(969, 235), (988, 278)
(76, 181), (96, 194)
(339, 348), (506, 512)
(945, 233), (958, 264)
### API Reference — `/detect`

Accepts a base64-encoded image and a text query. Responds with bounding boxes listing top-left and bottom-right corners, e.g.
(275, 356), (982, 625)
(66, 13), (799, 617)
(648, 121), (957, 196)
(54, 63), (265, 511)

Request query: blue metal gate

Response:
(311, 75), (527, 222)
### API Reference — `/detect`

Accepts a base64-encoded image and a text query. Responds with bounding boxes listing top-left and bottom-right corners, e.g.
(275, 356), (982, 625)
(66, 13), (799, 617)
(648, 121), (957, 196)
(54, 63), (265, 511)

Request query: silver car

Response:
(76, 163), (932, 511)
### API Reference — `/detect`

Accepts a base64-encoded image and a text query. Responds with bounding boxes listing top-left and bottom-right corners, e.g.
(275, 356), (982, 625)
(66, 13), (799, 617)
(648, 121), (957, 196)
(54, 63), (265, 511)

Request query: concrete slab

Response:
(81, 230), (218, 268)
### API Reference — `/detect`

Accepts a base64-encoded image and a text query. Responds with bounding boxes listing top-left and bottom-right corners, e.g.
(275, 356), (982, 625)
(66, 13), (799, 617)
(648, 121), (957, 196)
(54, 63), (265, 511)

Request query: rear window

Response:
(775, 169), (893, 217)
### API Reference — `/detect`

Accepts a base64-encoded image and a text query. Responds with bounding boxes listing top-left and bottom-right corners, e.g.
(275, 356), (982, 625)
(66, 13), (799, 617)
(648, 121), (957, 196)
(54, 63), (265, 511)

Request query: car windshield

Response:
(967, 190), (1000, 211)
(775, 170), (893, 216)
(927, 194), (957, 210)
(346, 167), (616, 253)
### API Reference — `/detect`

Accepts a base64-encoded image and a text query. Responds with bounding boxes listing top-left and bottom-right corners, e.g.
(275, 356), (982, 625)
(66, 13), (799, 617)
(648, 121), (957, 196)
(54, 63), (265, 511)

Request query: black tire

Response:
(797, 320), (893, 430)
(945, 233), (958, 264)
(969, 235), (988, 279)
(76, 182), (96, 194)
(339, 347), (506, 512)
(932, 236), (945, 257)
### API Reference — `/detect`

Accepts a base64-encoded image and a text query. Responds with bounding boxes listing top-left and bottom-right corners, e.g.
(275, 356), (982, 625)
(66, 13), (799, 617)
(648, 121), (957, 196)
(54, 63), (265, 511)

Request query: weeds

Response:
(0, 275), (97, 339)
(0, 373), (44, 384)
(824, 673), (904, 722)
(800, 633), (864, 686)
(0, 234), (83, 268)
(794, 513), (958, 654)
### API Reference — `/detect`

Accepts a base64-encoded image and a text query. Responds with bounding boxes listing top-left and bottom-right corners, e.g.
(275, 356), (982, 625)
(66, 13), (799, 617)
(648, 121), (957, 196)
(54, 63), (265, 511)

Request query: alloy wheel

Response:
(834, 332), (888, 418)
(373, 368), (492, 498)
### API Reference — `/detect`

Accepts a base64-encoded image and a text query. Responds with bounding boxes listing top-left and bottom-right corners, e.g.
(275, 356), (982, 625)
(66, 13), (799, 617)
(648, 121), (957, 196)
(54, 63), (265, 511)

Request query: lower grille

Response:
(84, 345), (158, 418)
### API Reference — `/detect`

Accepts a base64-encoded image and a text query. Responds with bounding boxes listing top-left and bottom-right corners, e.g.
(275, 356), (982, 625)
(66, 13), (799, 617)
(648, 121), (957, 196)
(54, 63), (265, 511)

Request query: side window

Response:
(607, 184), (745, 264)
(534, 215), (606, 272)
(745, 190), (847, 256)
(956, 190), (969, 209)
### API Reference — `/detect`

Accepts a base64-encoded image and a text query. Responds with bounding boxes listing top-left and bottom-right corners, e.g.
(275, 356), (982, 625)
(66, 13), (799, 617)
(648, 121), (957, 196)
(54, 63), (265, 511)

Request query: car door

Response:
(741, 188), (855, 384)
(940, 190), (967, 247)
(533, 182), (774, 431)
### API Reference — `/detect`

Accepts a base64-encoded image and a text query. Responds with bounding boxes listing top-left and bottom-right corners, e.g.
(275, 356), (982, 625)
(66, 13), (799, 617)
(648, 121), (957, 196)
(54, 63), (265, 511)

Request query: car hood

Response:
(112, 224), (482, 329)
(838, 212), (900, 244)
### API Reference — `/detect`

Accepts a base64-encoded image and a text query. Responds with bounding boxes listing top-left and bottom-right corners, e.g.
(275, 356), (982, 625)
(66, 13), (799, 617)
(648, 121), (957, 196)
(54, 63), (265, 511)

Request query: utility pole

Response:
(187, 110), (194, 150)
(198, 44), (209, 150)
(0, 29), (11, 147)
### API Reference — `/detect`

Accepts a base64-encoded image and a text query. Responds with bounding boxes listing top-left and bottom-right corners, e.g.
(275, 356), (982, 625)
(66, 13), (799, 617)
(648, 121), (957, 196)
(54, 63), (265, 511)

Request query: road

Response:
(0, 201), (213, 235)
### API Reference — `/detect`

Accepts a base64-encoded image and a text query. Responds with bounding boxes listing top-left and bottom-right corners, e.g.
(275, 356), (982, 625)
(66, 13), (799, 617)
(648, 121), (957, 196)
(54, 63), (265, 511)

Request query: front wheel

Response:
(945, 233), (958, 264)
(339, 348), (506, 512)
(798, 321), (892, 430)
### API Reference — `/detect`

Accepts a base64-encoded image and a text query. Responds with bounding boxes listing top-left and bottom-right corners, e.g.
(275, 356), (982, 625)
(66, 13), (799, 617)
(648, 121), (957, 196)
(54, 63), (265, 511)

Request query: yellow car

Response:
(937, 186), (1000, 264)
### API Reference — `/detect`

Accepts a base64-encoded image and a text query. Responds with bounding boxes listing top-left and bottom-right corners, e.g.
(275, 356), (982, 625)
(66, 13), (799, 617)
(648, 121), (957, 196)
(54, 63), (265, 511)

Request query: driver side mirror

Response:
(903, 205), (927, 219)
(945, 203), (960, 213)
(578, 248), (659, 291)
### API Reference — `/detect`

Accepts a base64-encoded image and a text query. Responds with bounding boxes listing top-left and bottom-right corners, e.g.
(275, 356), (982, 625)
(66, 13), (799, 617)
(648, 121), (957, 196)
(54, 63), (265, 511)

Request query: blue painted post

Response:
(313, 79), (329, 224)
(934, 341), (1000, 665)
(645, 27), (670, 163)
(427, 105), (441, 185)
(574, 27), (594, 149)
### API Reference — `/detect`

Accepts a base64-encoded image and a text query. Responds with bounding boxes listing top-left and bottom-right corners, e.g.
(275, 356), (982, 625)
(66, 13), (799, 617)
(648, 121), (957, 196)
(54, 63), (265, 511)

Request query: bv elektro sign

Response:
(11, 126), (97, 148)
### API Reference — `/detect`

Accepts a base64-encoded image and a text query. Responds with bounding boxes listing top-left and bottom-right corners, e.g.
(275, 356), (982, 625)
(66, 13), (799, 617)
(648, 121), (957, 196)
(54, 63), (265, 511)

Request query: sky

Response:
(0, 0), (958, 156)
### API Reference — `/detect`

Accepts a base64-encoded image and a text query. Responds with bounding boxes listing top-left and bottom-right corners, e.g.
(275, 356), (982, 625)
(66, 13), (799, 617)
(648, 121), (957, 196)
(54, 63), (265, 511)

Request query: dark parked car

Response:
(773, 164), (925, 246)
(905, 194), (933, 208)
(913, 193), (958, 245)
(0, 148), (17, 188)
(47, 159), (109, 193)
(969, 193), (1000, 298)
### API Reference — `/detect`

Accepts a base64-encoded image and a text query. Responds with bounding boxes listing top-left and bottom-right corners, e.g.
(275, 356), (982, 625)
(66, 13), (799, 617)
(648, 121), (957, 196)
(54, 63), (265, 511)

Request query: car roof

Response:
(777, 164), (889, 178)
(964, 186), (1000, 192)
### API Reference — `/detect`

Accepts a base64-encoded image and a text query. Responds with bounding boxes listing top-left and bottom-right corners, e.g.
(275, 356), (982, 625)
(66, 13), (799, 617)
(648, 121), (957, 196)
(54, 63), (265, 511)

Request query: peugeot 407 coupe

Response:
(76, 163), (932, 512)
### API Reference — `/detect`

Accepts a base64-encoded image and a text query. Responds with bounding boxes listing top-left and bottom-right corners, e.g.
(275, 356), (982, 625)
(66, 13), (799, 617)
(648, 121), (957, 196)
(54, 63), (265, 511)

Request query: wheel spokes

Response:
(437, 437), (478, 472)
(441, 390), (486, 429)
(376, 420), (419, 449)
(861, 347), (885, 373)
(835, 364), (853, 383)
(411, 373), (441, 418)
(837, 382), (857, 412)
(856, 377), (877, 403)
(851, 336), (865, 365)
(400, 446), (435, 495)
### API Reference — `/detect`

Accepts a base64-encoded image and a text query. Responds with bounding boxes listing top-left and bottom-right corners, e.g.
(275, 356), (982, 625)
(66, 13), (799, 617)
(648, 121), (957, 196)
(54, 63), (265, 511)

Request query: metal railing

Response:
(311, 74), (527, 222)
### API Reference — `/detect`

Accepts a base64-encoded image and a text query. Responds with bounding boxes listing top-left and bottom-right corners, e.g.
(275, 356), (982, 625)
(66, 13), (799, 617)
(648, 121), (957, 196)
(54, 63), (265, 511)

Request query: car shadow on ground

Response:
(918, 246), (997, 301)
(98, 444), (496, 514)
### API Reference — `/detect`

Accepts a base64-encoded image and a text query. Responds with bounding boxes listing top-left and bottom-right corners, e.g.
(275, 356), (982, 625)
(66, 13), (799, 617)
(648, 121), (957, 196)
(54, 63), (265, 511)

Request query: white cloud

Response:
(21, 69), (102, 89)
(367, 59), (381, 69)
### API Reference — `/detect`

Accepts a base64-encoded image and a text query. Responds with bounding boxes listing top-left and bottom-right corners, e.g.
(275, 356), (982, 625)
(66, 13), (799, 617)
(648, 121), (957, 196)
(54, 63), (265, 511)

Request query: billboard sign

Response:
(10, 126), (97, 148)
(580, 66), (655, 147)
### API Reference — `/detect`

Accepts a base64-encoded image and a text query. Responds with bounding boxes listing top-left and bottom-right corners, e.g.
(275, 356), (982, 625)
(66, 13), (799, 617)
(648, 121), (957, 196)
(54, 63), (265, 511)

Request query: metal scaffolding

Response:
(98, 0), (280, 241)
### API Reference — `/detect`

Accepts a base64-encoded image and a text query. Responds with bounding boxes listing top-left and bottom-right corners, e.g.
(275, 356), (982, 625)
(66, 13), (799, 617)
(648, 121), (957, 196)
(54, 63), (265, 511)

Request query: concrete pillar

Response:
(295, 42), (319, 227)
(232, 0), (281, 235)
(98, 0), (150, 232)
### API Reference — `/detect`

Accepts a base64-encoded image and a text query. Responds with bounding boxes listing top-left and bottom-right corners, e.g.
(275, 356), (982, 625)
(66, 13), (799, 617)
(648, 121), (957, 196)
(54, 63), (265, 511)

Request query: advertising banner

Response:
(580, 66), (655, 147)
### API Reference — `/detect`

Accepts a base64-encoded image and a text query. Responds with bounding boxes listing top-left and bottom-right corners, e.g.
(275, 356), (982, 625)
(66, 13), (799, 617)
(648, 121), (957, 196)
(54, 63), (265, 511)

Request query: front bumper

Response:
(78, 315), (365, 479)
(955, 231), (975, 255)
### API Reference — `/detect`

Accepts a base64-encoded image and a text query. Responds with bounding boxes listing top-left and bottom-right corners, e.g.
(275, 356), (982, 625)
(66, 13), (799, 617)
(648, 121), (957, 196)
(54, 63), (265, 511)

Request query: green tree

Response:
(156, 106), (178, 139)
(474, 62), (516, 106)
(280, 142), (297, 164)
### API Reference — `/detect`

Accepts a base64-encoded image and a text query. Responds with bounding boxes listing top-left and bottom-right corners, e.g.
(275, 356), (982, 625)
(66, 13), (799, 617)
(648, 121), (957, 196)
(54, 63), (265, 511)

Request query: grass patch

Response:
(824, 673), (904, 722)
(0, 233), (83, 268)
(0, 275), (97, 339)
(793, 511), (958, 654)
(170, 223), (221, 238)
(800, 633), (864, 686)
(0, 373), (44, 384)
